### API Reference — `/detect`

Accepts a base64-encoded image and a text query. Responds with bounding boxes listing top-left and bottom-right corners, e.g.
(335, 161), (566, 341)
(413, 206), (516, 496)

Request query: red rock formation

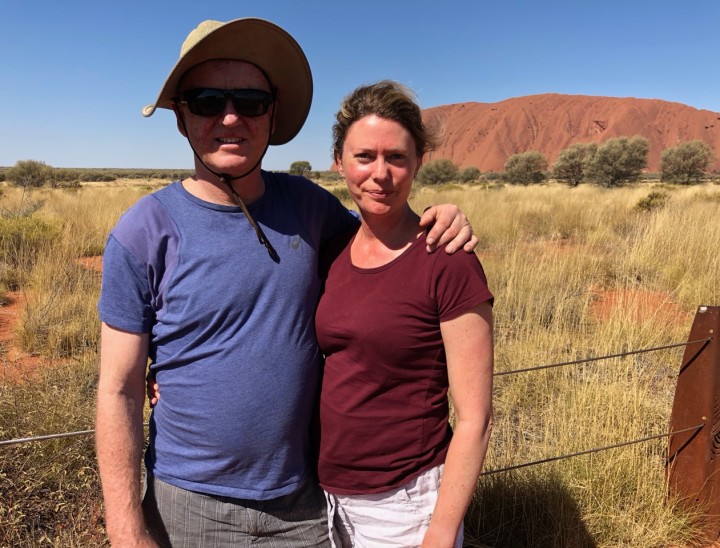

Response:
(421, 93), (720, 173)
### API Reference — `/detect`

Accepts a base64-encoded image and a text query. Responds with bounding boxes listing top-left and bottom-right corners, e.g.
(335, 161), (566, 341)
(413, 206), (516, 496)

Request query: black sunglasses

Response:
(177, 88), (274, 118)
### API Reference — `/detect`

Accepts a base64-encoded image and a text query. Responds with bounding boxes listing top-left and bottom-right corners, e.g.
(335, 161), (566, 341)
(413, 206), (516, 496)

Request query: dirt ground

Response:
(0, 257), (103, 382)
(0, 290), (46, 381)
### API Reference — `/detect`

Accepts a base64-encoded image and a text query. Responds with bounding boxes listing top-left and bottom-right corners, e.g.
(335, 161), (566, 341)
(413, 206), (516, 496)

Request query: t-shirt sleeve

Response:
(98, 234), (155, 333)
(432, 249), (494, 322)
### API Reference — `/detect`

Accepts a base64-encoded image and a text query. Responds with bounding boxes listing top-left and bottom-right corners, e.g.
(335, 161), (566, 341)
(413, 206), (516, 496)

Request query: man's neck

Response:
(182, 168), (266, 206)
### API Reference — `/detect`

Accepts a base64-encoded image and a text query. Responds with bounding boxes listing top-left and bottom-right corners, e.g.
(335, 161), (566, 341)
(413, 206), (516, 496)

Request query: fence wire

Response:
(495, 337), (710, 377)
(0, 423), (150, 448)
(480, 423), (704, 476)
(0, 338), (709, 452)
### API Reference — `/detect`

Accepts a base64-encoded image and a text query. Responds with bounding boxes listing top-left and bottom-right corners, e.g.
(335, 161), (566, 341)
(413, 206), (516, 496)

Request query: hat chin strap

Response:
(178, 111), (280, 263)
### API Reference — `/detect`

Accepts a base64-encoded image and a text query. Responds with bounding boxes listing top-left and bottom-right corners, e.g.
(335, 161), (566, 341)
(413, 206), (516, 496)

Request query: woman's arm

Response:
(422, 301), (493, 548)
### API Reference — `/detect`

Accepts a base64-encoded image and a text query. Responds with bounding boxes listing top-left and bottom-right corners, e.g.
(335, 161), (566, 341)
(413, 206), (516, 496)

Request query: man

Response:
(96, 18), (476, 547)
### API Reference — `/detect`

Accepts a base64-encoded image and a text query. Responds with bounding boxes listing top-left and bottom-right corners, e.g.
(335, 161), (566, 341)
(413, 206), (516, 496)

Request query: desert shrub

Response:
(416, 159), (459, 185)
(89, 174), (116, 183)
(323, 171), (343, 183)
(504, 151), (548, 185)
(458, 166), (481, 183)
(289, 161), (312, 177)
(0, 216), (62, 289)
(552, 143), (598, 186)
(586, 136), (649, 187)
(482, 171), (503, 181)
(635, 191), (670, 212)
(660, 140), (714, 184)
(7, 160), (52, 188)
(49, 168), (82, 189)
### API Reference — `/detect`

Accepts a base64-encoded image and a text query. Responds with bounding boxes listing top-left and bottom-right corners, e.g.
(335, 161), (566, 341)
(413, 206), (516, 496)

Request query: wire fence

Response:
(1, 337), (709, 469)
(474, 336), (712, 475)
(0, 423), (150, 448)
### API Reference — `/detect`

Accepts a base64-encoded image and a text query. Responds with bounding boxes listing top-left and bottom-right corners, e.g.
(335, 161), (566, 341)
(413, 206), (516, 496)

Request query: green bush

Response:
(660, 140), (714, 184)
(322, 171), (343, 183)
(552, 143), (598, 186)
(634, 191), (669, 212)
(7, 160), (51, 188)
(417, 159), (459, 185)
(504, 151), (548, 185)
(482, 171), (503, 181)
(50, 168), (82, 189)
(458, 166), (482, 183)
(289, 161), (312, 177)
(585, 136), (649, 187)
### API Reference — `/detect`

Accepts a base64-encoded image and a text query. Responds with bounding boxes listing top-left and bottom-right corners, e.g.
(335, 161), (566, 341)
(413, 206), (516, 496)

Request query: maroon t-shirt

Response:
(315, 232), (493, 495)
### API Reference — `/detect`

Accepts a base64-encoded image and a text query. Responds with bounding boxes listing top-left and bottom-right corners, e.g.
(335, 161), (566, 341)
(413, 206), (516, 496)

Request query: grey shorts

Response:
(142, 476), (334, 547)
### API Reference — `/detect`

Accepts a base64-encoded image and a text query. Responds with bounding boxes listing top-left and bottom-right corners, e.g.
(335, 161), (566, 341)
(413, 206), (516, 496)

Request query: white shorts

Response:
(325, 464), (463, 548)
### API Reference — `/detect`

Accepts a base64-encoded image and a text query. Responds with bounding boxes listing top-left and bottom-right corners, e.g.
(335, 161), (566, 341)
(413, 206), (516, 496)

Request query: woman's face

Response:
(337, 115), (420, 218)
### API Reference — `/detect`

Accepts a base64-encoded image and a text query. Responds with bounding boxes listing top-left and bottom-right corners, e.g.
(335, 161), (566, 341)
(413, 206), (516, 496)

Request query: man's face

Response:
(175, 60), (274, 178)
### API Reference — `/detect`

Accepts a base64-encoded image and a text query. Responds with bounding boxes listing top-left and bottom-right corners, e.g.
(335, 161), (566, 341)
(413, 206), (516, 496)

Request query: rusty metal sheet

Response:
(667, 305), (720, 543)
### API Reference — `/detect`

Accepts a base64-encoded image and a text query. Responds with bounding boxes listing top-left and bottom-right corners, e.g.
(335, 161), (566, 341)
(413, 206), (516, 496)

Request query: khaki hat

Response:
(142, 18), (312, 145)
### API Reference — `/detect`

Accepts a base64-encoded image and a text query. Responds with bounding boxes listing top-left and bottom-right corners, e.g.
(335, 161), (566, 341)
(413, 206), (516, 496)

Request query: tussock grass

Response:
(413, 182), (717, 546)
(0, 185), (150, 546)
(1, 181), (718, 545)
(0, 354), (106, 546)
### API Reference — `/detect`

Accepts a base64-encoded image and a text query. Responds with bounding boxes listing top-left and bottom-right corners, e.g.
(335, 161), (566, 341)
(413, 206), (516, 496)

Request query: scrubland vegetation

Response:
(1, 178), (719, 546)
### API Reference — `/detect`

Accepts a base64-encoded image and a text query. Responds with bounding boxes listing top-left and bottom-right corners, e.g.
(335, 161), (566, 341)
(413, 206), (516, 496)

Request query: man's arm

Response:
(96, 322), (157, 547)
(419, 205), (478, 254)
(422, 301), (493, 548)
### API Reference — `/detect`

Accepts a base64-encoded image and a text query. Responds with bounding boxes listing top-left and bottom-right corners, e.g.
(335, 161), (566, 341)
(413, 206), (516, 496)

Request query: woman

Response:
(316, 80), (494, 548)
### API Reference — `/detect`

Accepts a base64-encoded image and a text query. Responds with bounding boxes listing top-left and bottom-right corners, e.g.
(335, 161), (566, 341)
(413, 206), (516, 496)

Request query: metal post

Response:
(667, 305), (720, 543)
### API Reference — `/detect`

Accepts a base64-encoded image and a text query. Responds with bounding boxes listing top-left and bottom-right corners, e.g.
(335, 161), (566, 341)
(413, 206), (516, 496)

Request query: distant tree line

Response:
(0, 162), (194, 188)
(362, 136), (714, 187)
(7, 137), (714, 190)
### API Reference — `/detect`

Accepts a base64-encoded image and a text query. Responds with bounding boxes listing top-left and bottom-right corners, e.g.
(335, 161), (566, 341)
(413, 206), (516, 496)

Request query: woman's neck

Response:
(351, 206), (422, 268)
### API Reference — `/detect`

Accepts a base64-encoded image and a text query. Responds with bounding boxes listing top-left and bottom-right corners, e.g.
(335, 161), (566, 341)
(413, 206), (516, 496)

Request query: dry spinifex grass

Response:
(414, 182), (719, 546)
(1, 181), (719, 545)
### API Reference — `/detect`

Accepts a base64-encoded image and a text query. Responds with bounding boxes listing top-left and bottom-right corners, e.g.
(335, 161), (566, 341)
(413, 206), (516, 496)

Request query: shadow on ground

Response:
(464, 471), (596, 548)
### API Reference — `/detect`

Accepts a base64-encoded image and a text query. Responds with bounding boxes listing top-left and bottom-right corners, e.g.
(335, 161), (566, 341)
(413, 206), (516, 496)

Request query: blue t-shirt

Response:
(98, 171), (357, 499)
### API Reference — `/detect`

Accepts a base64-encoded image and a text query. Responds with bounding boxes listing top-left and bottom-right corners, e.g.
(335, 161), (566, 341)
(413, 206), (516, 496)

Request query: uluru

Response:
(421, 93), (720, 173)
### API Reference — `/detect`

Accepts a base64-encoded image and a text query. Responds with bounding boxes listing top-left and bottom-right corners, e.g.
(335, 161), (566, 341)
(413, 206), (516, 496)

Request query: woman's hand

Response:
(146, 376), (159, 407)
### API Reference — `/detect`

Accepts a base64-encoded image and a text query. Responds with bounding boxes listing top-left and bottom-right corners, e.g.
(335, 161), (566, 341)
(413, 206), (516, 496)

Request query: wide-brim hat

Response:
(142, 18), (312, 145)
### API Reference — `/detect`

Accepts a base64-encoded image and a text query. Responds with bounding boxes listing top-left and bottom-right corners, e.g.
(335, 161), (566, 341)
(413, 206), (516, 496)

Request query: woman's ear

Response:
(334, 154), (344, 177)
(415, 155), (424, 178)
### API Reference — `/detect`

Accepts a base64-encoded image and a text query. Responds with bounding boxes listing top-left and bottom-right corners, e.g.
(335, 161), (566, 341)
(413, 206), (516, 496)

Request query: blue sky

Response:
(1, 1), (718, 172)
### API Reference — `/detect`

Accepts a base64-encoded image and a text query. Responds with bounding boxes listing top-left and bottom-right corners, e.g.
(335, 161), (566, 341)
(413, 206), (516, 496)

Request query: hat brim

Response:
(142, 18), (312, 146)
